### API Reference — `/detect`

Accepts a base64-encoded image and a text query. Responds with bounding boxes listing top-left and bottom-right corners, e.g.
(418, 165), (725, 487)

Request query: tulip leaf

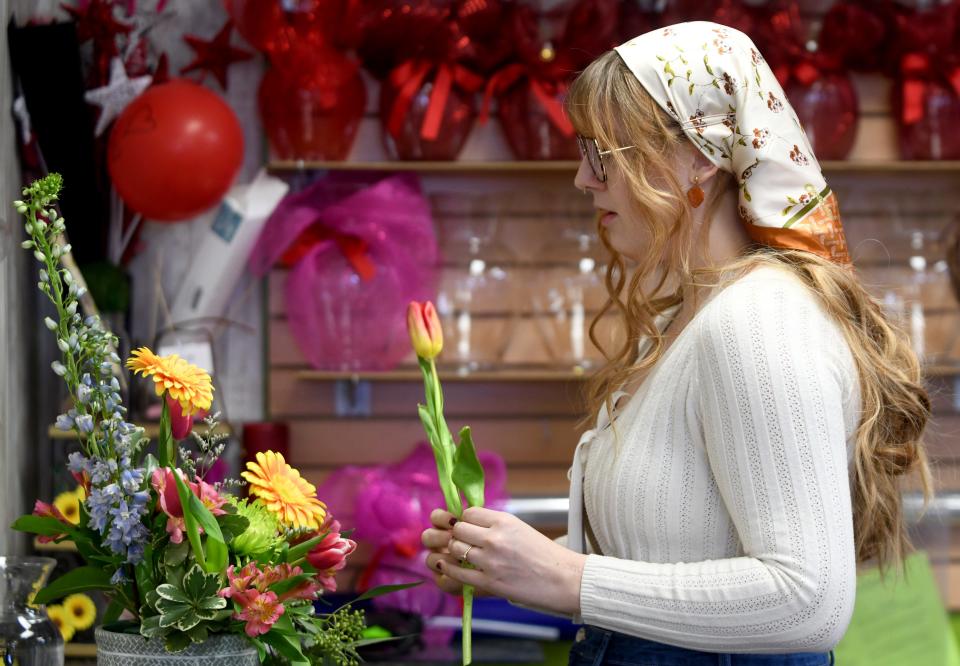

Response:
(452, 427), (485, 509)
(286, 531), (329, 564)
(170, 469), (228, 574)
(33, 566), (113, 605)
(419, 404), (461, 516)
(351, 582), (422, 604)
(171, 470), (207, 571)
(11, 515), (75, 537)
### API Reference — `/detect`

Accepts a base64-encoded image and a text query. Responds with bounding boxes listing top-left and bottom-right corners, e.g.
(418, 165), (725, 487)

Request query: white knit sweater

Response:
(565, 265), (861, 653)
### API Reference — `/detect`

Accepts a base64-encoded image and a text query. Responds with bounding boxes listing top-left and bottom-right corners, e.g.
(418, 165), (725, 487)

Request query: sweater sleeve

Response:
(577, 273), (858, 653)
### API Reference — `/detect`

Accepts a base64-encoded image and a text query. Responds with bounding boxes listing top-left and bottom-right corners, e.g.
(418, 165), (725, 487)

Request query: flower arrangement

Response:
(11, 174), (411, 664)
(406, 301), (486, 666)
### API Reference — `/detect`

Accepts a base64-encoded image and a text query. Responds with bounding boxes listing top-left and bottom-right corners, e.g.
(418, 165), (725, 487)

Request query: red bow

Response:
(385, 59), (485, 141)
(479, 63), (573, 137)
(773, 50), (844, 90)
(280, 222), (375, 282)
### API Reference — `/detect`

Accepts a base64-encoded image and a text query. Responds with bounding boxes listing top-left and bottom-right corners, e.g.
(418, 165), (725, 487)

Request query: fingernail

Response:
(449, 518), (457, 526)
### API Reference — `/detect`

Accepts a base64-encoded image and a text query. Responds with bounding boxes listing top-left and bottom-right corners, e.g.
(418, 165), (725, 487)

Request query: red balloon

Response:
(107, 80), (244, 221)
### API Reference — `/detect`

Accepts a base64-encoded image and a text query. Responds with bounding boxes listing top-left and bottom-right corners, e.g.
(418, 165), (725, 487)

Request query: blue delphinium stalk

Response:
(18, 174), (150, 573)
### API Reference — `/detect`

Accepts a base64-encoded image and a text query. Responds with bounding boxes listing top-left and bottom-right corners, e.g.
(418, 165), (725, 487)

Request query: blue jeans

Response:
(568, 626), (835, 666)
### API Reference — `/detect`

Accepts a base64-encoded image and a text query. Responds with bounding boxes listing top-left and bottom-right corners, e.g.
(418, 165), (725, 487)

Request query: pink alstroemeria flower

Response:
(236, 590), (284, 637)
(151, 468), (227, 543)
(219, 563), (261, 607)
(32, 500), (71, 544)
(306, 519), (357, 592)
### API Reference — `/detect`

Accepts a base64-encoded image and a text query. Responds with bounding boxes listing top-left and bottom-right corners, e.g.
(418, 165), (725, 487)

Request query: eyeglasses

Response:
(576, 134), (635, 183)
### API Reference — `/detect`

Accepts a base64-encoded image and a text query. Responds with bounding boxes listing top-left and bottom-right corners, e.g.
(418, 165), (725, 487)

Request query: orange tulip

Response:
(407, 301), (443, 360)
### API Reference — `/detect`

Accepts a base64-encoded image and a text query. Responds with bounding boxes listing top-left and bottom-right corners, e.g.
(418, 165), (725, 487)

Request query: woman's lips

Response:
(599, 211), (617, 226)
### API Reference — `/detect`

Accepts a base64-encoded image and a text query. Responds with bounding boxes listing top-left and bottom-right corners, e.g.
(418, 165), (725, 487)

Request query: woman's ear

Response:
(680, 142), (720, 185)
(695, 163), (721, 184)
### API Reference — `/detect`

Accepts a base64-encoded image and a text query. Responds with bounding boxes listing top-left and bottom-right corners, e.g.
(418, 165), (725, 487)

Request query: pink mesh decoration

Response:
(317, 442), (509, 646)
(249, 173), (437, 370)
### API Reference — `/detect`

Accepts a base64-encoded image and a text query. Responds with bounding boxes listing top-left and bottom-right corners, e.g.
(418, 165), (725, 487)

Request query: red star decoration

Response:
(63, 0), (132, 83)
(152, 52), (171, 85)
(181, 20), (254, 90)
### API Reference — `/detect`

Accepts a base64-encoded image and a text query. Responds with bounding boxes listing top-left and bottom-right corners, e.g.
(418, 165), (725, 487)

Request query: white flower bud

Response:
(57, 338), (69, 353)
(15, 204), (27, 214)
(66, 301), (77, 316)
(47, 210), (58, 221)
(76, 287), (87, 298)
(39, 269), (48, 282)
(63, 270), (73, 285)
(33, 250), (44, 262)
(68, 282), (77, 295)
(21, 240), (33, 249)
(44, 317), (57, 331)
(51, 246), (61, 259)
(61, 244), (72, 255)
(51, 361), (67, 376)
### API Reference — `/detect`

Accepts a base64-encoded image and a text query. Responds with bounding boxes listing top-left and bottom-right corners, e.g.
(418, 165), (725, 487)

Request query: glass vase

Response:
(433, 195), (518, 373)
(0, 557), (63, 666)
(529, 214), (609, 372)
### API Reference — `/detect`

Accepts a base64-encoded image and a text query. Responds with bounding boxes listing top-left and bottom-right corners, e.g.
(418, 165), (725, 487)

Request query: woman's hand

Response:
(421, 508), (487, 597)
(421, 506), (586, 616)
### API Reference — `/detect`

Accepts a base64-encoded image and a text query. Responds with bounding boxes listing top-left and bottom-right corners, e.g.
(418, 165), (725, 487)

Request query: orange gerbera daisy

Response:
(126, 347), (213, 415)
(242, 451), (327, 530)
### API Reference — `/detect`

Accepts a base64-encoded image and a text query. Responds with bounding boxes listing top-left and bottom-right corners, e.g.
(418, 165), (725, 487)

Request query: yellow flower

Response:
(242, 451), (327, 530)
(126, 347), (213, 415)
(47, 605), (75, 642)
(53, 490), (81, 526)
(63, 593), (96, 630)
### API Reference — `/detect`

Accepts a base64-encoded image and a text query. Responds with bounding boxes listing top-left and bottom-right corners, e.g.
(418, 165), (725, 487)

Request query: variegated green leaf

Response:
(156, 584), (189, 604)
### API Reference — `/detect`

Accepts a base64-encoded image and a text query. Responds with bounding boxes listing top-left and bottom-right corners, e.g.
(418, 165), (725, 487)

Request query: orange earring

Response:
(687, 175), (704, 208)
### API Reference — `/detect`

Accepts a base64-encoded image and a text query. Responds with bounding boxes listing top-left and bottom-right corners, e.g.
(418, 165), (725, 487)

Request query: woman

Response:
(420, 21), (932, 664)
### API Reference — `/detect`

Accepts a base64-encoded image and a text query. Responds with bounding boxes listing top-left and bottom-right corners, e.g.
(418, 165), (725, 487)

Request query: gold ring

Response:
(460, 544), (474, 564)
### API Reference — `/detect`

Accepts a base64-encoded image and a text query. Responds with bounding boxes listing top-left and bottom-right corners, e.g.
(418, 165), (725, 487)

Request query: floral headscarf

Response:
(614, 21), (851, 264)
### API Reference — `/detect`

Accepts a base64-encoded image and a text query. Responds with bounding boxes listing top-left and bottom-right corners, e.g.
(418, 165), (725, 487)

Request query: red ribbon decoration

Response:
(280, 221), (376, 282)
(385, 59), (484, 141)
(772, 49), (845, 91)
(898, 52), (960, 126)
(478, 63), (574, 137)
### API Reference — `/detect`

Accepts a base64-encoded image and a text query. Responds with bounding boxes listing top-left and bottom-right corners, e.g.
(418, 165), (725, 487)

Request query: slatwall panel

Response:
(266, 74), (960, 600)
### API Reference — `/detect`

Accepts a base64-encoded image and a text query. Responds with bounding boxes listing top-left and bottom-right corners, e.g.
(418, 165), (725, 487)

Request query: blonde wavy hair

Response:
(565, 50), (933, 573)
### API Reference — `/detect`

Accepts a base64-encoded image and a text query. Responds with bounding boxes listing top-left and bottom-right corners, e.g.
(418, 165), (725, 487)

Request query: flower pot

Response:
(94, 628), (258, 666)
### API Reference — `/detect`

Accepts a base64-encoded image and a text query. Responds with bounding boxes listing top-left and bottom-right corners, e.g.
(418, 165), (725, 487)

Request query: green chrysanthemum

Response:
(230, 498), (282, 558)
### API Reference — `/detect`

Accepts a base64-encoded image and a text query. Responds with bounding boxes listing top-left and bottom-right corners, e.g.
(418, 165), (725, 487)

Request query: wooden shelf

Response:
(33, 537), (78, 552)
(267, 160), (960, 174)
(296, 367), (591, 382)
(65, 643), (97, 658)
(297, 363), (960, 383)
(48, 421), (233, 441)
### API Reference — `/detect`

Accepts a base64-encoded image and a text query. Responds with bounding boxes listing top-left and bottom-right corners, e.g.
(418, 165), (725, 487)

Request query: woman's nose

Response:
(573, 157), (604, 193)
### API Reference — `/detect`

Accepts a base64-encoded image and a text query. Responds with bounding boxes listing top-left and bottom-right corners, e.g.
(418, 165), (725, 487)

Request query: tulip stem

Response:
(463, 583), (474, 665)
